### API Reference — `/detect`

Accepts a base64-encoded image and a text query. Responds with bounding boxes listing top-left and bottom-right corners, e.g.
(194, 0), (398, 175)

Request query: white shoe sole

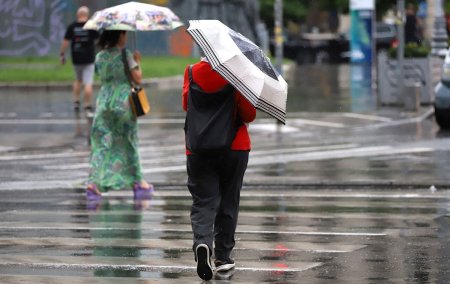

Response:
(215, 262), (235, 272)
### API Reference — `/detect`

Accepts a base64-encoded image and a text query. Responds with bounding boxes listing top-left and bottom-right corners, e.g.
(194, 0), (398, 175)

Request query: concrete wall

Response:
(0, 0), (261, 57)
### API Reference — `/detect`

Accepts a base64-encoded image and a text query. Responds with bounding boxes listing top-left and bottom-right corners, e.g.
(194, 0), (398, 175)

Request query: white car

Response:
(434, 48), (450, 129)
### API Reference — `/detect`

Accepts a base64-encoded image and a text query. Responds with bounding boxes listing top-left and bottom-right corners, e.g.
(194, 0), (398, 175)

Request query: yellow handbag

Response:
(122, 49), (150, 117)
(129, 86), (150, 117)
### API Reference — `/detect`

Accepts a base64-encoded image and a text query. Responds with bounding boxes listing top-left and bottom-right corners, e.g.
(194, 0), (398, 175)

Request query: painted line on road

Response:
(0, 226), (386, 237)
(287, 118), (345, 128)
(0, 261), (322, 273)
(41, 144), (358, 171)
(0, 118), (186, 125)
(0, 237), (365, 253)
(0, 208), (441, 220)
(354, 108), (434, 130)
(342, 112), (393, 122)
(0, 151), (90, 161)
(0, 180), (83, 190)
(249, 146), (433, 166)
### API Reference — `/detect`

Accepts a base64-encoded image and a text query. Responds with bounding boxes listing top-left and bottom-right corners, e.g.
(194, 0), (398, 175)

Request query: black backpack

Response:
(184, 65), (240, 154)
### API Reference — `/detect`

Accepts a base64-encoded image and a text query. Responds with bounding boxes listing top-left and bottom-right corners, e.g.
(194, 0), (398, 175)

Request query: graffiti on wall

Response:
(0, 0), (67, 56)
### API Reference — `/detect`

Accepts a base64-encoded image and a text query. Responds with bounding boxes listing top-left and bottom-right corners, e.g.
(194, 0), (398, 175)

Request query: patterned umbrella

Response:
(83, 1), (183, 31)
(187, 20), (288, 124)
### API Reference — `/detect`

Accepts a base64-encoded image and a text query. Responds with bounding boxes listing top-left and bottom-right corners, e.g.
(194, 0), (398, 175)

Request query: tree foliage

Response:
(260, 0), (308, 30)
(260, 0), (444, 32)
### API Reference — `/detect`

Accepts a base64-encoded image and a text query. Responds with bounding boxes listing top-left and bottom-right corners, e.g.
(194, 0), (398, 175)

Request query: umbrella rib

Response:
(216, 65), (259, 104)
(188, 21), (286, 124)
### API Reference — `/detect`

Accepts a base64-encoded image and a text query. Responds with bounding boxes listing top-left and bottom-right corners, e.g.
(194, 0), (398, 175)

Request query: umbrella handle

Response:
(129, 32), (137, 51)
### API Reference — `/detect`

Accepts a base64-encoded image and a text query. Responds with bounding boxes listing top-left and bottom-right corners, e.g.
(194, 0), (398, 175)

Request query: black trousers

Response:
(187, 150), (249, 261)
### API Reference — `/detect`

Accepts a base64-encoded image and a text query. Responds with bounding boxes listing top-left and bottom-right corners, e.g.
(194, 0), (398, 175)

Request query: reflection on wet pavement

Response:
(0, 187), (448, 282)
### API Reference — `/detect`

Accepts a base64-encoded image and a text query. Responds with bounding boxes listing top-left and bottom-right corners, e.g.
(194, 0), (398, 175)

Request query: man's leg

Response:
(214, 150), (249, 261)
(187, 153), (220, 255)
(73, 80), (81, 111)
(72, 65), (83, 112)
(82, 64), (95, 111)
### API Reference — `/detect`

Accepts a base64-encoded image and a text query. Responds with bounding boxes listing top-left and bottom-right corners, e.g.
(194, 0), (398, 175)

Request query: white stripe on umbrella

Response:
(187, 20), (287, 124)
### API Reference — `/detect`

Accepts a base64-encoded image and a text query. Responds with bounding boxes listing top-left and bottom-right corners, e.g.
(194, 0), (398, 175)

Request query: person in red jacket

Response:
(182, 56), (256, 280)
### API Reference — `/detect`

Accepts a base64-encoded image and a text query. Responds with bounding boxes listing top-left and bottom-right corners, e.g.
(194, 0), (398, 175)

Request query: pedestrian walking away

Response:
(86, 30), (153, 202)
(60, 6), (99, 115)
(405, 3), (421, 44)
(182, 56), (256, 280)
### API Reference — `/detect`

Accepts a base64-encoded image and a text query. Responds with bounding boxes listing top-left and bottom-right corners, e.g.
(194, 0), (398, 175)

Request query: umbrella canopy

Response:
(83, 1), (183, 31)
(187, 20), (288, 124)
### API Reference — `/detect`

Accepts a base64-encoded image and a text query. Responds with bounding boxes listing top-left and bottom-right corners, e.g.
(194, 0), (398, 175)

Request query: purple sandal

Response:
(86, 184), (102, 201)
(133, 182), (154, 200)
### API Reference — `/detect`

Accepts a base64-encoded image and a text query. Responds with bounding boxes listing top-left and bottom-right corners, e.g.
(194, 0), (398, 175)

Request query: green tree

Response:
(260, 0), (308, 30)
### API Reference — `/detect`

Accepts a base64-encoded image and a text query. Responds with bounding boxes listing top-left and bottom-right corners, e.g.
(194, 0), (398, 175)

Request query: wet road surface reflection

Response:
(0, 63), (450, 281)
(0, 187), (449, 282)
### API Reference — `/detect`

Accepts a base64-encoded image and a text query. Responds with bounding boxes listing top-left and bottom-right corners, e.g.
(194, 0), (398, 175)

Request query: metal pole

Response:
(274, 0), (283, 75)
(274, 0), (283, 127)
(397, 0), (405, 102)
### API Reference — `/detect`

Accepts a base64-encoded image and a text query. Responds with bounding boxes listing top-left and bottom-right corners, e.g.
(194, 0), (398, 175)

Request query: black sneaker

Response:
(214, 259), (235, 272)
(196, 244), (213, 281)
(73, 101), (80, 113)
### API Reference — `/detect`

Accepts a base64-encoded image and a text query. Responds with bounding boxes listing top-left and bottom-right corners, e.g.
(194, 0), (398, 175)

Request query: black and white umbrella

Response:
(187, 20), (288, 124)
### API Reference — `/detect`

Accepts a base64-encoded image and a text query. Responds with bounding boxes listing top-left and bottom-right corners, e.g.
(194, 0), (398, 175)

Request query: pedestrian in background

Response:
(182, 56), (256, 280)
(86, 30), (153, 200)
(60, 6), (99, 115)
(405, 3), (421, 44)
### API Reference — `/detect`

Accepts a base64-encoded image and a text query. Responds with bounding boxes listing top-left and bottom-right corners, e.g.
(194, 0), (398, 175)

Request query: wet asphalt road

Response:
(0, 186), (449, 283)
(0, 64), (449, 282)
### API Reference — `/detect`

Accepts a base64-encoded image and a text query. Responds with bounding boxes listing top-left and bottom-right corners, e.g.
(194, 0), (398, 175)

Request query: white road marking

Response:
(0, 226), (386, 237)
(249, 146), (433, 165)
(288, 118), (345, 128)
(0, 262), (323, 273)
(342, 112), (392, 122)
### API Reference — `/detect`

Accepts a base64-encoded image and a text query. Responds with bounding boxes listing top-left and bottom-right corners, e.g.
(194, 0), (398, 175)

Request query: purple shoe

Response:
(86, 184), (102, 201)
(133, 182), (154, 200)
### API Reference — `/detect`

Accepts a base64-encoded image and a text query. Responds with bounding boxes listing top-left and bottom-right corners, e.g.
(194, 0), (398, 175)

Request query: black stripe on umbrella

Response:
(188, 30), (221, 67)
(218, 64), (286, 123)
(215, 65), (259, 104)
(189, 29), (260, 106)
(217, 63), (286, 124)
(187, 20), (287, 124)
(257, 99), (286, 123)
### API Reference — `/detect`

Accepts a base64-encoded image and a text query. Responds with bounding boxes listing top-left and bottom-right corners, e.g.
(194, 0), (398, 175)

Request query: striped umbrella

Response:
(187, 20), (288, 124)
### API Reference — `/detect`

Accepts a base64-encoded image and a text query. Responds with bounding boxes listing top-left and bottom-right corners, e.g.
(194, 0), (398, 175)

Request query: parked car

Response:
(273, 23), (397, 64)
(434, 48), (450, 129)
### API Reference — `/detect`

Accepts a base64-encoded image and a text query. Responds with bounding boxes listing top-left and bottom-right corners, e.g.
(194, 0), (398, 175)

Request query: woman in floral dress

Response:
(86, 30), (152, 199)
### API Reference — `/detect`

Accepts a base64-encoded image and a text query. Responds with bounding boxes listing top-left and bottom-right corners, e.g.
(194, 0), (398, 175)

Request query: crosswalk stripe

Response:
(0, 238), (365, 253)
(0, 261), (323, 274)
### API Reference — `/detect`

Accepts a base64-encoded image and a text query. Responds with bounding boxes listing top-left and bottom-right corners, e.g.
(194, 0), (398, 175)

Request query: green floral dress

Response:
(88, 47), (143, 192)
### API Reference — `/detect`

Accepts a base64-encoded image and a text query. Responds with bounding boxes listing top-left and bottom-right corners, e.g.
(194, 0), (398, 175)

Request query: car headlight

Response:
(442, 63), (450, 83)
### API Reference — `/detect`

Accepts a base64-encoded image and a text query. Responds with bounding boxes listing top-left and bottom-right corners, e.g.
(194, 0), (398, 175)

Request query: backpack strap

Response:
(188, 64), (194, 83)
